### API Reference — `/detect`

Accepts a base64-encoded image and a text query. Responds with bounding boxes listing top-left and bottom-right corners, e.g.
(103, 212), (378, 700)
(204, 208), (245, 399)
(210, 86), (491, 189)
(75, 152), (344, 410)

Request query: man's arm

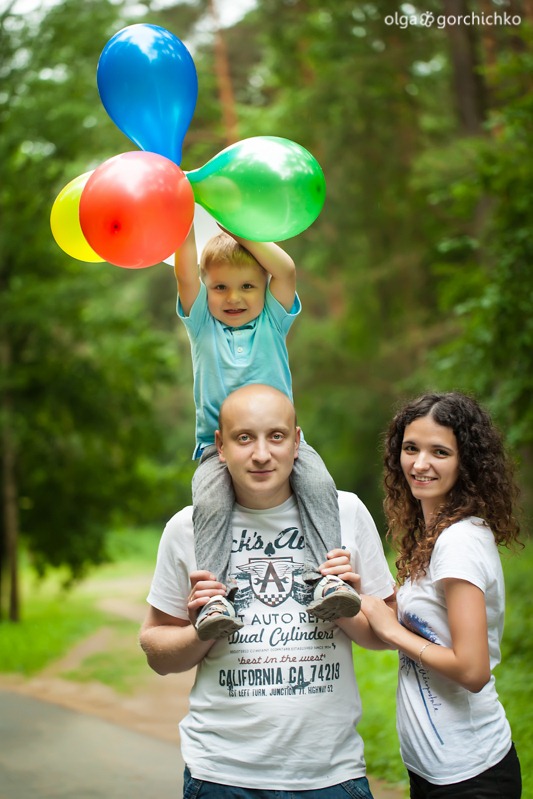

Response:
(139, 569), (228, 675)
(139, 606), (213, 675)
(229, 234), (296, 312)
(174, 226), (200, 316)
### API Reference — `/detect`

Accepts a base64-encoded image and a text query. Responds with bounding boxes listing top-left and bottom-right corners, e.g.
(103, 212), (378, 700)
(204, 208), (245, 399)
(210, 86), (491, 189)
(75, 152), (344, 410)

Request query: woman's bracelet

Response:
(417, 642), (433, 668)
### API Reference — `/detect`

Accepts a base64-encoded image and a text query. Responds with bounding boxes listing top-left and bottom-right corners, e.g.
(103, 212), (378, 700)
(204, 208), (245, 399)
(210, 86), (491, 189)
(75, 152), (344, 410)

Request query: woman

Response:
(362, 392), (522, 798)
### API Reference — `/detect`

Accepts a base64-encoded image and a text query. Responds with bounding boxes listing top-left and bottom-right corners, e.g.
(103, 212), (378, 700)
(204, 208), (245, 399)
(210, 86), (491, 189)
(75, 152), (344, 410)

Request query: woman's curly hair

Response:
(383, 392), (522, 584)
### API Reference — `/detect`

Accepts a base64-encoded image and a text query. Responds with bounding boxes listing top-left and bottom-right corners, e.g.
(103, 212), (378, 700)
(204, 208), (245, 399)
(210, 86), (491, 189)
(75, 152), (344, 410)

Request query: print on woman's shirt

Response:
(216, 524), (342, 699)
(401, 611), (444, 745)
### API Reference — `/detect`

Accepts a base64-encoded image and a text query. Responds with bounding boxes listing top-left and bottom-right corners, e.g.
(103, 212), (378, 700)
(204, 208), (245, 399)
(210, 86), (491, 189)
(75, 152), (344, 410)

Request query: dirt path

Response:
(0, 576), (194, 745)
(0, 575), (405, 799)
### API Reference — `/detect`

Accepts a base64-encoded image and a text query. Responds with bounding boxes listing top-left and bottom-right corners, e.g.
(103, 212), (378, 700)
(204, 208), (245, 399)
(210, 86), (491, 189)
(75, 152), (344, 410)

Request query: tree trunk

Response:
(520, 0), (533, 25)
(443, 0), (486, 134)
(209, 0), (239, 146)
(1, 339), (20, 622)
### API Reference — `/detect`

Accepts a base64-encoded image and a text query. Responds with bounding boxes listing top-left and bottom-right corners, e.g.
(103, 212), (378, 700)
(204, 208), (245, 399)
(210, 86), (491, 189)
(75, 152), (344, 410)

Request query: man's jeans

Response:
(183, 767), (374, 798)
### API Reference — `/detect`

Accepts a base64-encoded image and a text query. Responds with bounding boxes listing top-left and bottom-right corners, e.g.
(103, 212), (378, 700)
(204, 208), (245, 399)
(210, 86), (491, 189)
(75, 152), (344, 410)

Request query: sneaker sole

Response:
(197, 616), (244, 642)
(308, 592), (361, 621)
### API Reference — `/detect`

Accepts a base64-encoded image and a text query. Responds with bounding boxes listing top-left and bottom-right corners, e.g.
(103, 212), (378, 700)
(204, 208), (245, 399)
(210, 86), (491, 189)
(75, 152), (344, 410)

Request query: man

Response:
(140, 384), (395, 798)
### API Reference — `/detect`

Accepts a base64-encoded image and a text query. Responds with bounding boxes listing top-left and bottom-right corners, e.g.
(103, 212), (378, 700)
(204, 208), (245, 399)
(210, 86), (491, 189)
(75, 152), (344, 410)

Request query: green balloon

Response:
(186, 136), (326, 241)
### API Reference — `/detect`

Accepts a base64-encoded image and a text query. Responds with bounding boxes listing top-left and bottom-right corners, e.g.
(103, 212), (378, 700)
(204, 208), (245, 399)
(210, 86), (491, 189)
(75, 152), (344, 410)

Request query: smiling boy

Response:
(175, 228), (298, 456)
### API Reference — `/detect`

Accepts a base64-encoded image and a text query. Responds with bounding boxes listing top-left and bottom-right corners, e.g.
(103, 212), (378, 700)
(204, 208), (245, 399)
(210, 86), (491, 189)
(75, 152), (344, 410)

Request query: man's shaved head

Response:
(219, 384), (297, 433)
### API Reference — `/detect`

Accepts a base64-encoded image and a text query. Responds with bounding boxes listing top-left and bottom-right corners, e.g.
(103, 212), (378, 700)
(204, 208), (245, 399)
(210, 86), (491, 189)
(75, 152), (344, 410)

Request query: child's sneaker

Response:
(195, 595), (244, 641)
(308, 575), (361, 621)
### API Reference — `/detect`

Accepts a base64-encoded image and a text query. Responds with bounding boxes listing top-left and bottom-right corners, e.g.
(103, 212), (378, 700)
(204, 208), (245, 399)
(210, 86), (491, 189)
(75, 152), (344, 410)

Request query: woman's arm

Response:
(362, 578), (491, 692)
(336, 604), (397, 650)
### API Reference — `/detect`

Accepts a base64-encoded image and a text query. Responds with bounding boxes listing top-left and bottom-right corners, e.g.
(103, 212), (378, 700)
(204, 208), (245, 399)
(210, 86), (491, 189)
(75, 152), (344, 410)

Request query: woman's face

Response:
(400, 414), (460, 524)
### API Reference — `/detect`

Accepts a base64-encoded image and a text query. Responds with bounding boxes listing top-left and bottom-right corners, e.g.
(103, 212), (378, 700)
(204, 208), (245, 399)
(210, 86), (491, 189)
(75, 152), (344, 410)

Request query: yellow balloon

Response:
(50, 171), (104, 262)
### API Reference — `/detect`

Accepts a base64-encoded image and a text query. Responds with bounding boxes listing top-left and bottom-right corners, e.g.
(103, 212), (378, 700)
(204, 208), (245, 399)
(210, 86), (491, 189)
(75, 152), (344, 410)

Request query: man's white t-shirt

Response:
(147, 490), (394, 791)
(396, 517), (512, 785)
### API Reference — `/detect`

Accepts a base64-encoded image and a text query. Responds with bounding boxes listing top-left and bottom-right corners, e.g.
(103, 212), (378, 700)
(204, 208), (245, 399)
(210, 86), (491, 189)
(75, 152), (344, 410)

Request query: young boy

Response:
(175, 227), (361, 640)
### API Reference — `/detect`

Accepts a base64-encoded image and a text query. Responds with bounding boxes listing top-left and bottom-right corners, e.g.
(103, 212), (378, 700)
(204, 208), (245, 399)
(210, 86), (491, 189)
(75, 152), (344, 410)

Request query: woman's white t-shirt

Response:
(396, 517), (512, 785)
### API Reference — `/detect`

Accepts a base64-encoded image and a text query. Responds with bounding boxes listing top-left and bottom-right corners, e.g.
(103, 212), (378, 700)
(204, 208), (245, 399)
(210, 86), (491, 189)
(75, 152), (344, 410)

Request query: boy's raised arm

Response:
(174, 226), (200, 316)
(230, 235), (296, 312)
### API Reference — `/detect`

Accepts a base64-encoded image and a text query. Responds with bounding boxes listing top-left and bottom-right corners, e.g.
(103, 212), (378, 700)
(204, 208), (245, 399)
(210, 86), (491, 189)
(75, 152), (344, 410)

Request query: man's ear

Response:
(215, 429), (226, 462)
(294, 426), (301, 459)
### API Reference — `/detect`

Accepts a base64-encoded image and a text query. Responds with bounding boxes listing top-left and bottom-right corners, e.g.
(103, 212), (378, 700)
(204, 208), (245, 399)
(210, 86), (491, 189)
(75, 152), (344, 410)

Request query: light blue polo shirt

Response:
(178, 282), (301, 458)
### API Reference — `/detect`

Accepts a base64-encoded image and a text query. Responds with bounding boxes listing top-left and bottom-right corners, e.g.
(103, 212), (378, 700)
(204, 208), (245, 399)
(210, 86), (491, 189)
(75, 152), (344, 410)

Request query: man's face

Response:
(215, 388), (300, 509)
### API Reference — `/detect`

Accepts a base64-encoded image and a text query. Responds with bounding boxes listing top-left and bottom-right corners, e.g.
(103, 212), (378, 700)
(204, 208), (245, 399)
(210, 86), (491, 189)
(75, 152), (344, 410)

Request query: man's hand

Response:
(318, 548), (361, 593)
(187, 570), (227, 624)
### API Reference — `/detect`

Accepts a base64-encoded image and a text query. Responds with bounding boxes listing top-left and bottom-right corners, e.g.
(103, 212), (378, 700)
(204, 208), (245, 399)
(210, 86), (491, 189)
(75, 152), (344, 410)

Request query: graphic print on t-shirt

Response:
(232, 523), (313, 613)
(216, 515), (346, 700)
(236, 557), (308, 607)
(401, 611), (444, 745)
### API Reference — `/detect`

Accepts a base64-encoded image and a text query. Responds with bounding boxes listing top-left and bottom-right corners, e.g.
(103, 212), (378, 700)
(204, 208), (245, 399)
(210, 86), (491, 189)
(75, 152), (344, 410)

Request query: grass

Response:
(63, 617), (148, 694)
(0, 584), (108, 676)
(0, 529), (531, 797)
(0, 526), (161, 678)
(495, 544), (533, 796)
(356, 647), (407, 792)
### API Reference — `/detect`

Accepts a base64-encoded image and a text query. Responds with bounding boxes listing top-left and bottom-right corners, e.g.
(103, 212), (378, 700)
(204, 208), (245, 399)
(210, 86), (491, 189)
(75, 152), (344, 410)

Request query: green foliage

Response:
(96, 525), (164, 575)
(496, 545), (533, 789)
(355, 647), (406, 787)
(423, 29), (533, 502)
(0, 0), (199, 594)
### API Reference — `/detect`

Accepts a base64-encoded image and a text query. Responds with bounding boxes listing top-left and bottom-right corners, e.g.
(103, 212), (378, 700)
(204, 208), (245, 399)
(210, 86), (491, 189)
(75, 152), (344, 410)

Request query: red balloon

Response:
(79, 151), (194, 268)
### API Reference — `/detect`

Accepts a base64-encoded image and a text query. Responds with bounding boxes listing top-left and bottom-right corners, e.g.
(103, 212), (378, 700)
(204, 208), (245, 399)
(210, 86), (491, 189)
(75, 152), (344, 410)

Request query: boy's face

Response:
(203, 262), (268, 327)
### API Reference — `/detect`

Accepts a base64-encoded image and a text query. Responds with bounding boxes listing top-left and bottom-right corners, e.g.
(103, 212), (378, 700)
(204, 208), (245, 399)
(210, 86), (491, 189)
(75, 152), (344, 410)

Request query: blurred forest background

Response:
(2, 0), (533, 620)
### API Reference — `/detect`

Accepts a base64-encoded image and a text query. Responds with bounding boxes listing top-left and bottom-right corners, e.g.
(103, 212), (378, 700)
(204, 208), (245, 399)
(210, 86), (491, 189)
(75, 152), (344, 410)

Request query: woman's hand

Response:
(361, 594), (399, 644)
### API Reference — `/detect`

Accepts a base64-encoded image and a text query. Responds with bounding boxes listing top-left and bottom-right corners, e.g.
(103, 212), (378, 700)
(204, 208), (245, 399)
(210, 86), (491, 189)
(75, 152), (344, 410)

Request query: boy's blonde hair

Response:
(200, 232), (265, 277)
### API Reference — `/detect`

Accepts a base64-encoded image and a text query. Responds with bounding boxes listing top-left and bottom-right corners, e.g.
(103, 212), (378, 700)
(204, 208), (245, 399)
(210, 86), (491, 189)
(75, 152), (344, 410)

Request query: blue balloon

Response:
(97, 24), (198, 165)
